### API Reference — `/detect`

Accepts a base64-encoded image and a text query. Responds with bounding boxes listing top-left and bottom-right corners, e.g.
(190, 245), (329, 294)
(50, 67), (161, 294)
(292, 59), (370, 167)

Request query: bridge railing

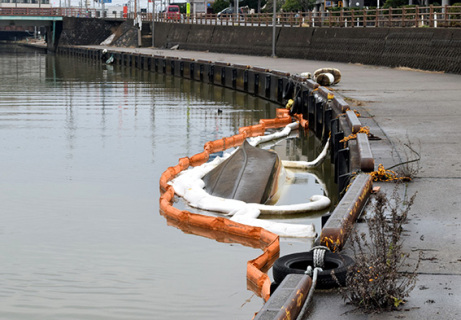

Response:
(0, 7), (99, 18)
(1, 5), (460, 28)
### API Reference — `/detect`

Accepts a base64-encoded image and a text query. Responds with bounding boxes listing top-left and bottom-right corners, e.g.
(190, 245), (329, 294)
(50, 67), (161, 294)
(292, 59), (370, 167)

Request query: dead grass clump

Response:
(339, 189), (420, 313)
(389, 136), (421, 182)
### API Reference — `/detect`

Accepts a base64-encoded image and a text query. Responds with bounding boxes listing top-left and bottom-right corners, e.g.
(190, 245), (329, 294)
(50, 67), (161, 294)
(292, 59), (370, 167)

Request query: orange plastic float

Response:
(159, 108), (302, 301)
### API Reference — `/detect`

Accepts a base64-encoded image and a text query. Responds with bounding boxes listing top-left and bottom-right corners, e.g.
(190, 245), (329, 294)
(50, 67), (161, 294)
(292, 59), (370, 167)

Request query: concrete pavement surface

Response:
(86, 45), (461, 319)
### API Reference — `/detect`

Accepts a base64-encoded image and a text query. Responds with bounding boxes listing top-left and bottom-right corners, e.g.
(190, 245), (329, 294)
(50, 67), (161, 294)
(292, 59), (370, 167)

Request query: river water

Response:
(0, 45), (335, 320)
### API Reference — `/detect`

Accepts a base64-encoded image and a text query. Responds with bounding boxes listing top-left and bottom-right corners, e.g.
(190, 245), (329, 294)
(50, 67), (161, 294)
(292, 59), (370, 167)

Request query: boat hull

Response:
(202, 141), (281, 204)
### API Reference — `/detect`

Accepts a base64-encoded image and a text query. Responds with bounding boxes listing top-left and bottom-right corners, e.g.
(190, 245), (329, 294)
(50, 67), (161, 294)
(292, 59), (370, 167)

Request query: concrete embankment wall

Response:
(56, 18), (153, 49)
(154, 23), (461, 74)
(54, 18), (460, 73)
(58, 18), (121, 46)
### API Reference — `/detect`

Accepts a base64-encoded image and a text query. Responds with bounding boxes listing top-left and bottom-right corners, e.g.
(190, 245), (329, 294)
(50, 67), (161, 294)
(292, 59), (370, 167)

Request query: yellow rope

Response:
(340, 126), (370, 143)
(338, 108), (361, 119)
(369, 164), (412, 182)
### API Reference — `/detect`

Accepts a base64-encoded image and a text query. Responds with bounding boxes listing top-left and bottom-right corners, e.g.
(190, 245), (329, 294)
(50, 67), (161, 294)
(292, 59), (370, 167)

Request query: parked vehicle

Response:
(165, 5), (181, 20)
(217, 7), (243, 19)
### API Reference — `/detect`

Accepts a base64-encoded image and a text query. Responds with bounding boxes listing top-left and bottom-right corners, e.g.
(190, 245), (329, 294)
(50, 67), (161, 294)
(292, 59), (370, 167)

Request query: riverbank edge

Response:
(46, 17), (461, 75)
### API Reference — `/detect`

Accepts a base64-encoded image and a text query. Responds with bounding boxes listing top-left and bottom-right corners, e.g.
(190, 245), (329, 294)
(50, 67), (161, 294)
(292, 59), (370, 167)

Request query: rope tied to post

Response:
(308, 245), (331, 271)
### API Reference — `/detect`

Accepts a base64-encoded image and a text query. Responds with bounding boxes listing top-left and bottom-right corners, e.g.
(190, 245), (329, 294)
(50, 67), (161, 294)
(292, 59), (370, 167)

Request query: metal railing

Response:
(154, 6), (461, 28)
(0, 7), (99, 17)
(1, 5), (460, 28)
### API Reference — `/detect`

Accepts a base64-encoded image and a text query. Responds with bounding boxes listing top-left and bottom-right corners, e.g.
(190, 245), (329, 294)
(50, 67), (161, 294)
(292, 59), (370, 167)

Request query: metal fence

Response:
(1, 5), (460, 28)
(0, 8), (100, 17)
(155, 6), (461, 28)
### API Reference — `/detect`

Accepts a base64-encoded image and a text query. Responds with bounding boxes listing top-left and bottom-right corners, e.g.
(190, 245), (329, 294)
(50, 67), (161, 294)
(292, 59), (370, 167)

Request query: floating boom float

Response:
(159, 108), (329, 301)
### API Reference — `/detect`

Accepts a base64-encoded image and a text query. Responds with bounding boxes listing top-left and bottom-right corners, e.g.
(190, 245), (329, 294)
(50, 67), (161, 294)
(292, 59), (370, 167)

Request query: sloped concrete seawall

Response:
(55, 18), (153, 49)
(58, 18), (121, 46)
(154, 23), (461, 74)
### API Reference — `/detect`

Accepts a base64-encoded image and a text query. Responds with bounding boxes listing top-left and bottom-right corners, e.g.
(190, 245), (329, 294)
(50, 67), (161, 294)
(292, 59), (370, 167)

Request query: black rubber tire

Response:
(290, 95), (303, 115)
(272, 251), (354, 290)
(270, 281), (279, 295)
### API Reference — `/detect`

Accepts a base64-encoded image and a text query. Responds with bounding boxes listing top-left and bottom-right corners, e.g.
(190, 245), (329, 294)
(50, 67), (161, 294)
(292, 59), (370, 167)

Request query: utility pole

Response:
(134, 0), (137, 19)
(135, 0), (141, 47)
(152, 0), (155, 47)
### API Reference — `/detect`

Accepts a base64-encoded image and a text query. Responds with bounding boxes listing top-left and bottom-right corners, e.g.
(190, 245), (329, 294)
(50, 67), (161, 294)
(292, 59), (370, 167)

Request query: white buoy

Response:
(313, 68), (342, 85)
(315, 73), (335, 86)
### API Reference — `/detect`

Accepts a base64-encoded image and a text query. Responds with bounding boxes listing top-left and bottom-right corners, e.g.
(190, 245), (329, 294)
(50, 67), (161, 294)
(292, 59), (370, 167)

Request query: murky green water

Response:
(0, 45), (335, 320)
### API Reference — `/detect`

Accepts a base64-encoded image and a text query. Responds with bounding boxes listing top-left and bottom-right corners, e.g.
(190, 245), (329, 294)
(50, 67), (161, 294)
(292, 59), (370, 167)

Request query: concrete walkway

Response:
(86, 45), (461, 319)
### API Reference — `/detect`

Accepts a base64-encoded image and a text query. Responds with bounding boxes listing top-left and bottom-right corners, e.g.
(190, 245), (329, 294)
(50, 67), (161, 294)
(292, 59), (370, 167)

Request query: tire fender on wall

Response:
(272, 251), (354, 290)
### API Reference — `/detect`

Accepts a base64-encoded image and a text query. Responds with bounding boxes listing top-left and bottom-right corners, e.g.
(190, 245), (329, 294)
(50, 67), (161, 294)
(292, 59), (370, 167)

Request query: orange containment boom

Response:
(159, 109), (299, 301)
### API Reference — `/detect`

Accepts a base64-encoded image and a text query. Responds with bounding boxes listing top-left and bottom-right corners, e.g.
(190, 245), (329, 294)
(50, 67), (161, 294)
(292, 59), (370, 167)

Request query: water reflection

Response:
(0, 45), (335, 320)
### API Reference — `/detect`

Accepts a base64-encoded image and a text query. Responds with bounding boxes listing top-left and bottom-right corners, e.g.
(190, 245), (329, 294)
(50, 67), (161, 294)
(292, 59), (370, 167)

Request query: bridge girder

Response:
(0, 16), (62, 27)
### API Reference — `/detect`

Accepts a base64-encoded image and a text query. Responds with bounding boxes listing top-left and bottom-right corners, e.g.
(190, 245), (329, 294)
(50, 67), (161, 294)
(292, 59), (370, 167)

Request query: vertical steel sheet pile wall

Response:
(57, 46), (376, 306)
